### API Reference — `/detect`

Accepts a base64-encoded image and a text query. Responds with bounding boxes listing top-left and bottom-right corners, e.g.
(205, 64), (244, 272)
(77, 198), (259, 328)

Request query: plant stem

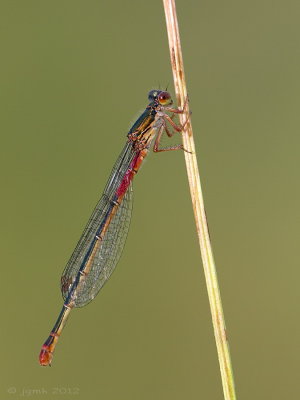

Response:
(162, 1), (237, 399)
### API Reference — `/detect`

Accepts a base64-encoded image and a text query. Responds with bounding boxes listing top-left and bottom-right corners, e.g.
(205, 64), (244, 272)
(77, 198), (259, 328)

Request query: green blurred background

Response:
(1, 0), (300, 399)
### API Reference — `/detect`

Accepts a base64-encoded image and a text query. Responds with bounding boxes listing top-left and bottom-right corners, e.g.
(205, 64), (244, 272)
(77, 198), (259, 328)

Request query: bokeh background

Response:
(1, 1), (300, 399)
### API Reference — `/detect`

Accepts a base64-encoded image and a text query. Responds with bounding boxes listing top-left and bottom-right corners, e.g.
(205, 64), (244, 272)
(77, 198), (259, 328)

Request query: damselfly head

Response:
(148, 90), (173, 106)
(148, 90), (159, 101)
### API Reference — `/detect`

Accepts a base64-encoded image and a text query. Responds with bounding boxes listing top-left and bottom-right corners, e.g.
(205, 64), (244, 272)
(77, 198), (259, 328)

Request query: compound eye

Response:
(158, 91), (172, 105)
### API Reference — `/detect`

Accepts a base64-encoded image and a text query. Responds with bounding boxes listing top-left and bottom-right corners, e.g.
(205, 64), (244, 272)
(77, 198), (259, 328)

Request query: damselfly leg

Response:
(153, 97), (191, 153)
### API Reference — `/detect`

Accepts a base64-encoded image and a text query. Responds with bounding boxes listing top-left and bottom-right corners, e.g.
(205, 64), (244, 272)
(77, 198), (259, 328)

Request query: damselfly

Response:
(39, 90), (189, 366)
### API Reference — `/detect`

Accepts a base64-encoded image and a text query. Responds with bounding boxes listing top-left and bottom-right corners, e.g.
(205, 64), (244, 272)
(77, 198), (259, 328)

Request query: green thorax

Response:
(127, 102), (157, 137)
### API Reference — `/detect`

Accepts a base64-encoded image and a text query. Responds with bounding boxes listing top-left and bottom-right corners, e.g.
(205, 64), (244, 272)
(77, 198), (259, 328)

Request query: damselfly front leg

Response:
(163, 111), (190, 135)
(164, 95), (191, 136)
(153, 99), (191, 153)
